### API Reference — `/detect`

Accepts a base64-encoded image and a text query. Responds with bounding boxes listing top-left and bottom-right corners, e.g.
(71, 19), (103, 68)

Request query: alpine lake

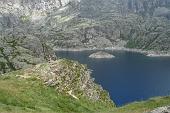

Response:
(56, 50), (170, 106)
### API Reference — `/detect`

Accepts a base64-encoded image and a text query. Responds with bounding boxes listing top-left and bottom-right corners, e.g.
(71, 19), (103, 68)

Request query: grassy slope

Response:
(113, 96), (170, 113)
(0, 70), (114, 113)
(0, 69), (170, 113)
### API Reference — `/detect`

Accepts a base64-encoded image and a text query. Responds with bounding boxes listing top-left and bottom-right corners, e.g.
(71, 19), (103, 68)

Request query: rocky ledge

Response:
(89, 51), (115, 59)
(18, 59), (114, 105)
(147, 106), (170, 113)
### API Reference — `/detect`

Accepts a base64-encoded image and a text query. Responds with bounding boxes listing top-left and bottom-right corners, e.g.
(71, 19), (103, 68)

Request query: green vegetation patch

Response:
(1, 60), (170, 113)
(113, 96), (170, 113)
(0, 60), (114, 113)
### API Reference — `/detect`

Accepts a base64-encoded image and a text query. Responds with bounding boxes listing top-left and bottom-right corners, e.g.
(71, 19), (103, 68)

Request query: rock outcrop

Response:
(0, 59), (115, 113)
(89, 51), (115, 59)
(21, 59), (114, 105)
(148, 106), (170, 113)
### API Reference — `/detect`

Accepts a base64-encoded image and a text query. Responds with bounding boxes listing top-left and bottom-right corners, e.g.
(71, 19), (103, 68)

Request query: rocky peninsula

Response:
(89, 51), (115, 59)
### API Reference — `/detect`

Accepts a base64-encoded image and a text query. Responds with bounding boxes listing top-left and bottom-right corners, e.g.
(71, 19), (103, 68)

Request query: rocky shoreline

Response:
(146, 53), (170, 57)
(148, 106), (170, 113)
(55, 47), (170, 57)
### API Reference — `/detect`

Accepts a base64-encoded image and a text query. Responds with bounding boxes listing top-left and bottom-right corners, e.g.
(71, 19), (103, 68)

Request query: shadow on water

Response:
(56, 50), (170, 106)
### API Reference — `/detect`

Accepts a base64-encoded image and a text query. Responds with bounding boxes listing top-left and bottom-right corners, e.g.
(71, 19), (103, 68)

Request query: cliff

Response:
(0, 0), (170, 52)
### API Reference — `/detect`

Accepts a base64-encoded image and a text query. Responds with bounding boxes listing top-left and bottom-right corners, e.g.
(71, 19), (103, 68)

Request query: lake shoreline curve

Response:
(55, 47), (170, 57)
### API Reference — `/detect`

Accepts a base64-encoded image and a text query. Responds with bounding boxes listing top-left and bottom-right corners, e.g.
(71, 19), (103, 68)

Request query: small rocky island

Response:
(89, 51), (115, 59)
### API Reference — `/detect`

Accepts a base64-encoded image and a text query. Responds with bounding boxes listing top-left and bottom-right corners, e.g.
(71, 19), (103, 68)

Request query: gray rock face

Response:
(0, 0), (170, 58)
(0, 0), (70, 9)
(148, 106), (170, 113)
(79, 0), (170, 18)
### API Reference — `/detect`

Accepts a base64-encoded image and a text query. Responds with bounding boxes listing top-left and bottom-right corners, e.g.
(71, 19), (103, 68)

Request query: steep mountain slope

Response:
(0, 0), (170, 52)
(0, 0), (170, 72)
(1, 1), (170, 113)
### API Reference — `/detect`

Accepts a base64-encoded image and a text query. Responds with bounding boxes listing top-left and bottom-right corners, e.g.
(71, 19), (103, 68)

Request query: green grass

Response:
(0, 71), (114, 113)
(1, 66), (170, 113)
(113, 96), (170, 113)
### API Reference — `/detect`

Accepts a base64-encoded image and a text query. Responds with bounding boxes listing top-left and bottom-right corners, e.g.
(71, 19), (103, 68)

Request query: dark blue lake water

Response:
(56, 50), (170, 106)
